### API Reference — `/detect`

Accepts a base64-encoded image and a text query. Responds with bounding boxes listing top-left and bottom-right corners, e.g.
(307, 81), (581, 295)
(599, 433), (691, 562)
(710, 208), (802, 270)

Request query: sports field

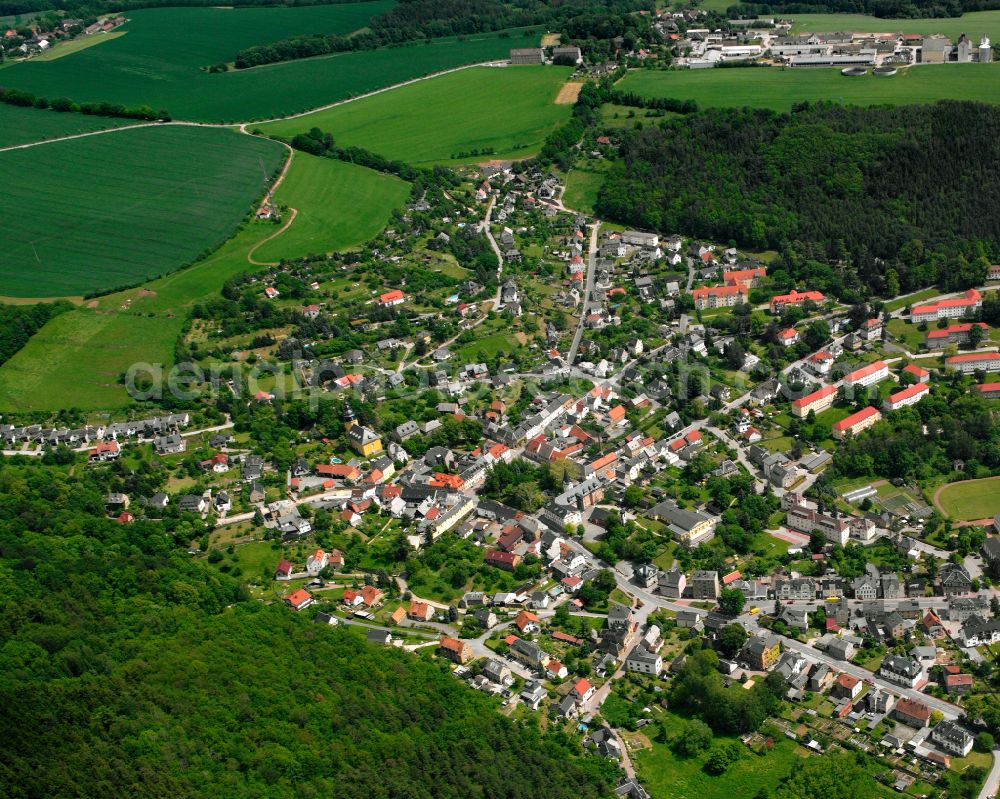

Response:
(252, 154), (410, 262)
(0, 125), (285, 297)
(260, 66), (574, 165)
(0, 5), (535, 122)
(616, 62), (1000, 111)
(934, 477), (1000, 521)
(791, 9), (1000, 42)
(0, 103), (137, 148)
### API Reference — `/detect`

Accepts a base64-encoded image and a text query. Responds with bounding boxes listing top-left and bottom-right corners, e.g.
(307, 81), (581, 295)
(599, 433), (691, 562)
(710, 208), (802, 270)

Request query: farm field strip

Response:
(0, 4), (537, 122)
(260, 65), (574, 165)
(790, 9), (1000, 41)
(0, 125), (285, 297)
(0, 103), (138, 148)
(616, 62), (1000, 111)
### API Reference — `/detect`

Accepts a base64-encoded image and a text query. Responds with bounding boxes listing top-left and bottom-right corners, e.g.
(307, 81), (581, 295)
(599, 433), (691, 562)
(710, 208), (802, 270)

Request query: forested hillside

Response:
(0, 460), (616, 799)
(596, 101), (999, 297)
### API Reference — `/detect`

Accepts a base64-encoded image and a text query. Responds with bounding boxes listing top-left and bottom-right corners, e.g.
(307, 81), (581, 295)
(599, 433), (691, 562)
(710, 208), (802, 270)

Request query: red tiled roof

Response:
(832, 406), (880, 433)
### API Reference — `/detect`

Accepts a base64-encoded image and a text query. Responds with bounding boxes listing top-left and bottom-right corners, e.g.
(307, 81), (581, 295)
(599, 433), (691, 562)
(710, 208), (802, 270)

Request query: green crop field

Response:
(934, 477), (1000, 521)
(790, 9), (1000, 42)
(0, 219), (274, 411)
(0, 125), (285, 298)
(260, 66), (573, 165)
(253, 153), (410, 262)
(0, 4), (538, 122)
(617, 62), (1000, 111)
(0, 104), (137, 148)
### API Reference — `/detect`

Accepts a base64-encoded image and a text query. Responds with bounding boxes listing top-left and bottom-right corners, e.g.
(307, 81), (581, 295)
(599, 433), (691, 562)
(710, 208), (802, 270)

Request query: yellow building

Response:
(348, 425), (383, 458)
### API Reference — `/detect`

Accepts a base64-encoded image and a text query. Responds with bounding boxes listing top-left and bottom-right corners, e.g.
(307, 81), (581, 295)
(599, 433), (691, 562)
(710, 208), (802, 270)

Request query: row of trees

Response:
(233, 0), (652, 69)
(0, 86), (167, 120)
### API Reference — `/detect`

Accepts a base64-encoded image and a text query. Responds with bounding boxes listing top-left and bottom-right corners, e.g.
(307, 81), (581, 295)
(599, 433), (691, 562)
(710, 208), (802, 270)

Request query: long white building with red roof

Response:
(843, 360), (889, 388)
(884, 382), (930, 411)
(832, 406), (882, 439)
(946, 352), (1000, 374)
(911, 289), (982, 323)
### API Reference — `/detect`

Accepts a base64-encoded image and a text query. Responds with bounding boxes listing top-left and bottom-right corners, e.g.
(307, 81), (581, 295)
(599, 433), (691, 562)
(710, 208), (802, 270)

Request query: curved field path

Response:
(932, 475), (1000, 523)
(247, 207), (298, 266)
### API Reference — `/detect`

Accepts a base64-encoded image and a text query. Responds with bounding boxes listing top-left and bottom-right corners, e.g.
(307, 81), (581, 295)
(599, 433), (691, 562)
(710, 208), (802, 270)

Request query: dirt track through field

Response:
(555, 82), (583, 105)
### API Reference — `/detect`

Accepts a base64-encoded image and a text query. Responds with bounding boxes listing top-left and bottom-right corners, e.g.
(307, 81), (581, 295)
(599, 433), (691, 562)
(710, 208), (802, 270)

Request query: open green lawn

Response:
(253, 154), (410, 262)
(617, 62), (1000, 111)
(887, 318), (926, 351)
(0, 5), (538, 122)
(0, 125), (285, 298)
(790, 9), (1000, 42)
(260, 66), (573, 165)
(883, 287), (941, 312)
(631, 713), (808, 799)
(31, 30), (127, 61)
(562, 160), (611, 214)
(0, 307), (177, 411)
(935, 477), (1000, 521)
(0, 103), (137, 148)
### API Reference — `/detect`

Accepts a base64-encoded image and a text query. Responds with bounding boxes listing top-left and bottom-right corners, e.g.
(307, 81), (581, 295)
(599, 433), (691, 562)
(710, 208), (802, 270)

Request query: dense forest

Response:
(596, 101), (1000, 297)
(729, 0), (998, 20)
(232, 0), (655, 68)
(0, 0), (376, 19)
(0, 460), (616, 798)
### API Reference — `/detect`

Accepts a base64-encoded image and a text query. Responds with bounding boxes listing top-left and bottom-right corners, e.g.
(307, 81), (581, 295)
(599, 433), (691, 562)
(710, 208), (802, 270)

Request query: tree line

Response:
(595, 101), (1000, 297)
(0, 301), (73, 368)
(231, 0), (650, 69)
(729, 0), (995, 20)
(0, 86), (168, 120)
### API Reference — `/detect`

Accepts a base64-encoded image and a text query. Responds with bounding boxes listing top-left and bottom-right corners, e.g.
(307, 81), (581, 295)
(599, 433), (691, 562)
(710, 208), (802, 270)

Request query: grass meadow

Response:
(0, 125), (285, 297)
(617, 62), (1000, 111)
(0, 220), (273, 411)
(0, 5), (537, 122)
(0, 103), (137, 148)
(253, 154), (411, 262)
(260, 66), (574, 165)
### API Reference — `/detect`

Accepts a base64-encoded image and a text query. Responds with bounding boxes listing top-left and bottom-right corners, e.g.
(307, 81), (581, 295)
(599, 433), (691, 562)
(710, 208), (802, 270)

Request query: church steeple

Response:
(342, 403), (357, 430)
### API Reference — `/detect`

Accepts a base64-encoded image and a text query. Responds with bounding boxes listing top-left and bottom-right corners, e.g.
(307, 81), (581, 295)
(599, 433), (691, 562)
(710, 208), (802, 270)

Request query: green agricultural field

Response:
(934, 477), (1000, 521)
(0, 103), (137, 148)
(790, 9), (1000, 42)
(253, 154), (410, 263)
(0, 4), (537, 122)
(0, 220), (272, 411)
(617, 63), (1000, 112)
(0, 125), (285, 297)
(260, 66), (573, 165)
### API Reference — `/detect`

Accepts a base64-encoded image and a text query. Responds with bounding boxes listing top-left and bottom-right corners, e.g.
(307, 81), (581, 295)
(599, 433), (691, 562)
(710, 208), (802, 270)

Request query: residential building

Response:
(770, 289), (824, 312)
(926, 322), (989, 350)
(791, 384), (837, 418)
(843, 361), (889, 389)
(690, 570), (720, 600)
(741, 635), (781, 671)
(893, 697), (931, 728)
(911, 288), (982, 323)
(946, 352), (1000, 374)
(878, 654), (922, 688)
(691, 284), (747, 310)
(648, 501), (716, 545)
(625, 644), (663, 675)
(884, 383), (930, 411)
(438, 635), (472, 664)
(931, 721), (974, 756)
(832, 406), (882, 440)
